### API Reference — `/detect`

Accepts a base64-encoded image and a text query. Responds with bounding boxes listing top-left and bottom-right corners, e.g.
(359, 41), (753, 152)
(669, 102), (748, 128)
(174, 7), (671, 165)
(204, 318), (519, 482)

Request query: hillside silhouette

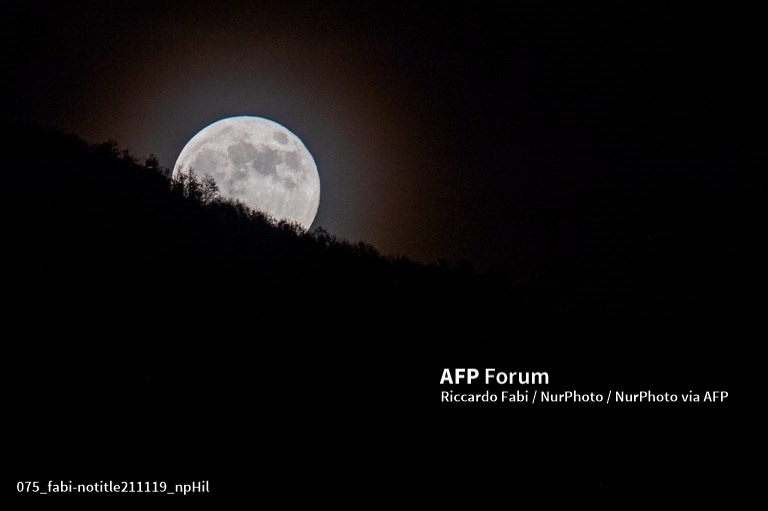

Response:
(7, 121), (532, 319)
(6, 121), (749, 501)
(7, 120), (539, 484)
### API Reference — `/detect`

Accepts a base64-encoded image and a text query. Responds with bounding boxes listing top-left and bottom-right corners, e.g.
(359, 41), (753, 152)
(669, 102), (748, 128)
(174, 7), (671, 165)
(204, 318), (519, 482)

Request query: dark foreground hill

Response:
(6, 122), (751, 504)
(7, 122), (537, 324)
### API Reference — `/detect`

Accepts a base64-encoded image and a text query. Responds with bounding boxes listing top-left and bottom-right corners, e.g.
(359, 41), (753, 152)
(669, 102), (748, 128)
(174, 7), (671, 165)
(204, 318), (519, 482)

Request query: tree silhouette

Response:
(201, 174), (219, 204)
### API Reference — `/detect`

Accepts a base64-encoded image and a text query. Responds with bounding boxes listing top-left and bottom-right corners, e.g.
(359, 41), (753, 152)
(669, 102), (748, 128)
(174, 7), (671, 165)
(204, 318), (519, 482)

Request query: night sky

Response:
(5, 3), (760, 501)
(3, 1), (760, 298)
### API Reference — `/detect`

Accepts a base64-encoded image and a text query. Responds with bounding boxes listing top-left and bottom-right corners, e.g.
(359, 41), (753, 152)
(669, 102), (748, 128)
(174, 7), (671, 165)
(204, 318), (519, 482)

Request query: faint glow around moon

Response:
(173, 116), (320, 229)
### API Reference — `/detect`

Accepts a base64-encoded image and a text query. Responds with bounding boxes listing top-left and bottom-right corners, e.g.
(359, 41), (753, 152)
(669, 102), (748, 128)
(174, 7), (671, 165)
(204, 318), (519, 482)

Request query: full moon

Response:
(173, 116), (320, 229)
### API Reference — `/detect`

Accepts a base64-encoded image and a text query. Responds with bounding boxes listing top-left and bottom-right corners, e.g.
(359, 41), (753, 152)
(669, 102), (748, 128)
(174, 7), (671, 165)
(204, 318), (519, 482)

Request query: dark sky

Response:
(2, 1), (760, 296)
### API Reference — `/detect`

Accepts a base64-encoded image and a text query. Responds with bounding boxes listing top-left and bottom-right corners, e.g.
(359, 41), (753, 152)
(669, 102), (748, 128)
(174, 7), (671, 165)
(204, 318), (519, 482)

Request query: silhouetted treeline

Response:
(6, 121), (536, 336)
(6, 121), (543, 478)
(7, 120), (759, 345)
(6, 121), (750, 500)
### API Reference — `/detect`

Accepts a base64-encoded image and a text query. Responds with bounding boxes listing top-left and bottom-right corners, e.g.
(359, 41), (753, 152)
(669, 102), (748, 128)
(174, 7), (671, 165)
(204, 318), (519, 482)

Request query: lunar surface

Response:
(173, 116), (320, 229)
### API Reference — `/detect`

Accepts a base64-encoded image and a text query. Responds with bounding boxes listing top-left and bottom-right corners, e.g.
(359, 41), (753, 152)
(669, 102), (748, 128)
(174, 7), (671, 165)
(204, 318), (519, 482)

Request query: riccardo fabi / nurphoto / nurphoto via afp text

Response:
(439, 368), (728, 405)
